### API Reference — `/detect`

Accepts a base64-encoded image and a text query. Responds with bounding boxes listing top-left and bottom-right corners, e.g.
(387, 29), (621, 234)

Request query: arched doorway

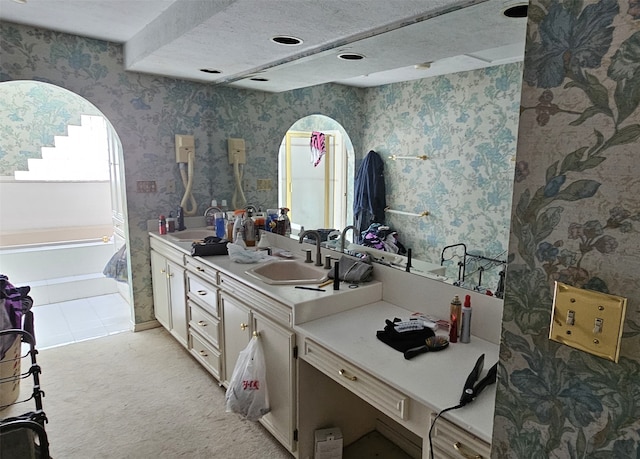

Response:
(0, 80), (131, 347)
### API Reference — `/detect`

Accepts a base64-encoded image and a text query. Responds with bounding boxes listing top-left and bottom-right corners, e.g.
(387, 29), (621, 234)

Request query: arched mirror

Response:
(278, 115), (355, 236)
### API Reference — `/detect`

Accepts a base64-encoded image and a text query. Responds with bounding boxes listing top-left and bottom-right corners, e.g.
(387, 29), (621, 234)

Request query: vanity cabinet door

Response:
(167, 258), (187, 347)
(150, 249), (171, 330)
(220, 291), (251, 386)
(150, 248), (187, 348)
(253, 311), (296, 453)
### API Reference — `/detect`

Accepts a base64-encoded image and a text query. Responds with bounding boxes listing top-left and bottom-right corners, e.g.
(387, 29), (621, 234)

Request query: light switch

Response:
(549, 282), (627, 362)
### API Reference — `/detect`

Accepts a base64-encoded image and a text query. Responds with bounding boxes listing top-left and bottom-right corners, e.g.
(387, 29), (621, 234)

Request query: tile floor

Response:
(30, 293), (132, 349)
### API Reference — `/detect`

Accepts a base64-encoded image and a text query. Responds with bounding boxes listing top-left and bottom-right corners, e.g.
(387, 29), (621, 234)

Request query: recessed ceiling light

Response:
(502, 2), (528, 18)
(337, 53), (365, 61)
(199, 69), (221, 74)
(271, 35), (303, 46)
(13, 0), (27, 3)
(250, 77), (269, 82)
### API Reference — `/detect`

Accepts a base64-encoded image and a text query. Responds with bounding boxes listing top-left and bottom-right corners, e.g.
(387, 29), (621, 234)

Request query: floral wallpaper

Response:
(3, 3), (637, 454)
(0, 19), (523, 321)
(0, 21), (364, 325)
(362, 64), (523, 290)
(493, 0), (640, 456)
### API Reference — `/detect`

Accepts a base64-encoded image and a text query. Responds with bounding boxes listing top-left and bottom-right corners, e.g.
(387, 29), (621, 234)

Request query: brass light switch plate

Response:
(549, 282), (627, 362)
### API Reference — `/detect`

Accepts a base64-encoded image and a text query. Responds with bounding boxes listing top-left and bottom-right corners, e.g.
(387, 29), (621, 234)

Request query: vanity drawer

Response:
(219, 272), (292, 327)
(303, 338), (409, 421)
(189, 329), (222, 381)
(150, 237), (185, 265)
(186, 272), (219, 317)
(185, 257), (218, 285)
(189, 300), (220, 348)
(429, 415), (490, 459)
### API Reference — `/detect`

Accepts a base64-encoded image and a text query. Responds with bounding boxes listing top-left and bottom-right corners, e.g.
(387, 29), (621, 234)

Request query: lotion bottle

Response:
(460, 294), (472, 343)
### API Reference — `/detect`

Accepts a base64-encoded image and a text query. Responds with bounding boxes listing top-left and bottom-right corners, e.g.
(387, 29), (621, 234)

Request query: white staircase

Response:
(14, 115), (109, 181)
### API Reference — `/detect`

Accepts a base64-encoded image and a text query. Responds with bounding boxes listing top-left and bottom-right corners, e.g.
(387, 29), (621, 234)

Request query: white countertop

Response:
(150, 232), (383, 323)
(150, 231), (498, 443)
(295, 302), (498, 443)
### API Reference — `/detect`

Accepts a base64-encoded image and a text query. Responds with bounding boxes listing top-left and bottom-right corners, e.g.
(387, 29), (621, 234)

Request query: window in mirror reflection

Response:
(278, 115), (355, 237)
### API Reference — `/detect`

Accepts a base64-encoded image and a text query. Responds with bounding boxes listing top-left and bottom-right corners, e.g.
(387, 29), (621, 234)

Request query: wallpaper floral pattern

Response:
(362, 64), (523, 290)
(0, 20), (521, 320)
(2, 2), (638, 454)
(0, 22), (364, 325)
(493, 0), (640, 456)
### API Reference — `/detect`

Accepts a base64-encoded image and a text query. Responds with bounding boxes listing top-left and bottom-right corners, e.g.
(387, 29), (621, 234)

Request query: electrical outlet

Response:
(166, 179), (176, 193)
(257, 179), (272, 191)
(136, 181), (157, 193)
(549, 282), (627, 362)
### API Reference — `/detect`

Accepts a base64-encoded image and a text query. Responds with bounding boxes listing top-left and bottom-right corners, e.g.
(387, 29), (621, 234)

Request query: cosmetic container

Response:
(460, 294), (472, 343)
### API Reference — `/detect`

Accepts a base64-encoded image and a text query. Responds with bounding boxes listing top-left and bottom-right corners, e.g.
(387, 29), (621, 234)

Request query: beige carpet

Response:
(2, 327), (291, 458)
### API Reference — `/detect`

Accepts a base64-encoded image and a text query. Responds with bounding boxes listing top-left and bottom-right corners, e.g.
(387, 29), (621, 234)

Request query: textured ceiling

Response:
(0, 0), (527, 92)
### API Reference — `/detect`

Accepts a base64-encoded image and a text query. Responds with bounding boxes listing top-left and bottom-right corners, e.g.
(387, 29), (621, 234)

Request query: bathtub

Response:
(0, 230), (120, 305)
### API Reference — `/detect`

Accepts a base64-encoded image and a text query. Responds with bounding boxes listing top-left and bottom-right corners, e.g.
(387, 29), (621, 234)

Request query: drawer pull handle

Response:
(160, 269), (166, 274)
(338, 369), (357, 381)
(453, 441), (483, 459)
(197, 320), (207, 327)
(197, 290), (207, 296)
(196, 266), (205, 272)
(240, 323), (248, 331)
(199, 350), (208, 357)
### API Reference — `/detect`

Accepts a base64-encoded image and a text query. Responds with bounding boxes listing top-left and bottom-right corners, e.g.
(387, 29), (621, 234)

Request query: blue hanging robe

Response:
(353, 150), (386, 239)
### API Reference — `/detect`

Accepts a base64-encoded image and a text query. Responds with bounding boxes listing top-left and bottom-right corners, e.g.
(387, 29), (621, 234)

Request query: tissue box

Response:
(315, 427), (343, 459)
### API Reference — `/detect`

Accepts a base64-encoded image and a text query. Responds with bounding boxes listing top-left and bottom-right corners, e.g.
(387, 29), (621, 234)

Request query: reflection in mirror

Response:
(278, 62), (522, 299)
(278, 115), (355, 234)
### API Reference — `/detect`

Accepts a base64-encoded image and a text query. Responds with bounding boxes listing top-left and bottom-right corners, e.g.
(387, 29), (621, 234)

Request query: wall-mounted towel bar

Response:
(384, 207), (429, 217)
(388, 154), (428, 161)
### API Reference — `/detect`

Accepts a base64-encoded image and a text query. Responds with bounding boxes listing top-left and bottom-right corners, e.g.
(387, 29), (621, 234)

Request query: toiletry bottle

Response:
(159, 215), (167, 235)
(166, 212), (176, 233)
(266, 209), (278, 232)
(232, 210), (244, 243)
(278, 207), (291, 236)
(460, 294), (472, 343)
(215, 212), (226, 239)
(449, 315), (458, 343)
(177, 206), (186, 231)
(243, 209), (256, 247)
(450, 295), (462, 340)
(226, 211), (235, 240)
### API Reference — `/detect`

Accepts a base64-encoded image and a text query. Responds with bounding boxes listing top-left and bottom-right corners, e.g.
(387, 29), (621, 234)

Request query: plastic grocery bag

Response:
(225, 335), (270, 421)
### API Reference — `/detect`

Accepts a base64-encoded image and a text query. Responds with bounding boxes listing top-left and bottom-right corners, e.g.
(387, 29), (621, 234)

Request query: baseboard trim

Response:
(133, 319), (161, 332)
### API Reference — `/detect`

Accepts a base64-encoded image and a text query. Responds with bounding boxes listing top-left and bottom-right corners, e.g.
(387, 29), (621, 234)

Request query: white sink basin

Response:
(245, 260), (329, 285)
(167, 228), (216, 242)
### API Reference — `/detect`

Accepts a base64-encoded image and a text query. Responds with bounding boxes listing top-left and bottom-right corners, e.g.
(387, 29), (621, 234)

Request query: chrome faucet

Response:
(298, 230), (323, 266)
(340, 225), (358, 253)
